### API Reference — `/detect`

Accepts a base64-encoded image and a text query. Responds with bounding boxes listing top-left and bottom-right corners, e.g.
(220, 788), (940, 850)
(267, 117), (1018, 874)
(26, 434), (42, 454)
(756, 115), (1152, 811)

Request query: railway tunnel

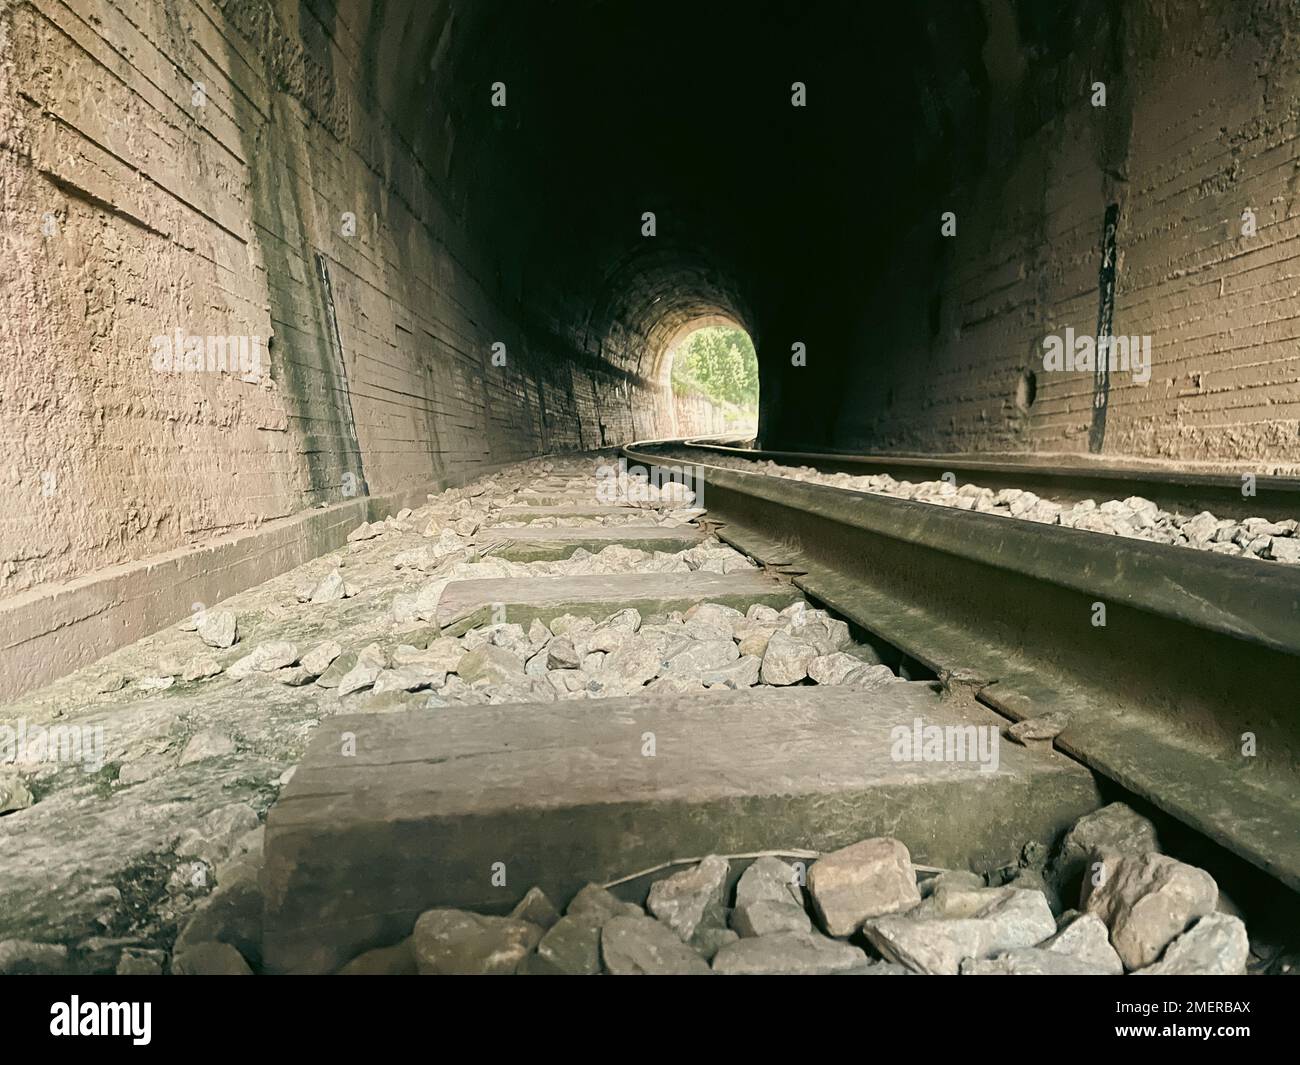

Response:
(2, 0), (1299, 992)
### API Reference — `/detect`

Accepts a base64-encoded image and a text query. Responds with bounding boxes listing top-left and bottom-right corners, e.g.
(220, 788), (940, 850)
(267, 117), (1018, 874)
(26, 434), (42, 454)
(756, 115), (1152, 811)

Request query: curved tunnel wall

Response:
(3, 0), (1299, 608)
(1, 0), (740, 596)
(761, 1), (1300, 467)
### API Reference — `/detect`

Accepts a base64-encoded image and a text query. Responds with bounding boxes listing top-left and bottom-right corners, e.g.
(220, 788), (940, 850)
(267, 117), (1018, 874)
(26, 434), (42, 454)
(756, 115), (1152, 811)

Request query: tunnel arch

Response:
(660, 316), (760, 438)
(655, 314), (750, 389)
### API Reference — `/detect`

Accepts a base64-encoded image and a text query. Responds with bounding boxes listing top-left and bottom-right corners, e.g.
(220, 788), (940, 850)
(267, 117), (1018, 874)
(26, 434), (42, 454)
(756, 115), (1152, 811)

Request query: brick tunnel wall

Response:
(818, 0), (1300, 472)
(0, 0), (677, 600)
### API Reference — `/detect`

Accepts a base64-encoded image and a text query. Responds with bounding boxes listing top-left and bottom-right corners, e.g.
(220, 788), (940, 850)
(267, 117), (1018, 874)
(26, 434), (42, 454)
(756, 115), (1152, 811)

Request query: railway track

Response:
(673, 437), (1300, 523)
(626, 439), (1300, 893)
(2, 444), (1295, 976)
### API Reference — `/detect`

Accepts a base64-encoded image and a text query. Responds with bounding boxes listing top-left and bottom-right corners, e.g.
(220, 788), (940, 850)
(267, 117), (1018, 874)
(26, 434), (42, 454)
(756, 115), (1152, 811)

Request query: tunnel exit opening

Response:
(661, 318), (759, 439)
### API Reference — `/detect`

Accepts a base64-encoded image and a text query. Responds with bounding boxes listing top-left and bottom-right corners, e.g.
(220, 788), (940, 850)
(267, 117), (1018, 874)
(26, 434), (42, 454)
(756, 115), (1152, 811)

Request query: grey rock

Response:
(1083, 852), (1217, 971)
(181, 655), (223, 682)
(486, 678), (556, 704)
(300, 640), (343, 676)
(841, 663), (898, 691)
(535, 913), (604, 974)
(509, 886), (560, 930)
(393, 576), (453, 623)
(1000, 865), (1058, 913)
(1040, 912), (1123, 974)
(735, 624), (777, 657)
(786, 613), (851, 654)
(760, 630), (818, 685)
(274, 665), (316, 686)
(601, 915), (712, 974)
(712, 931), (867, 975)
(116, 948), (166, 975)
(808, 837), (920, 936)
(691, 926), (739, 961)
(681, 619), (732, 641)
(602, 608), (643, 632)
(178, 729), (236, 765)
(920, 870), (985, 898)
(1269, 537), (1300, 563)
(545, 670), (588, 696)
(527, 618), (553, 648)
(602, 635), (663, 688)
(647, 675), (708, 694)
(735, 856), (804, 909)
(312, 569), (353, 603)
(96, 672), (128, 693)
(808, 652), (865, 685)
(197, 610), (238, 649)
(698, 655), (761, 688)
(457, 644), (524, 686)
(412, 909), (543, 975)
(227, 640), (298, 679)
(732, 899), (812, 938)
(586, 625), (631, 653)
(863, 889), (1056, 975)
(960, 949), (1114, 975)
(463, 622), (527, 652)
(684, 602), (742, 628)
(913, 882), (1018, 920)
(1052, 802), (1160, 899)
(550, 614), (596, 639)
(546, 637), (582, 670)
(398, 637), (463, 677)
(647, 855), (730, 942)
(173, 803), (260, 869)
(338, 643), (387, 695)
(1133, 913), (1248, 975)
(661, 639), (739, 677)
(372, 666), (438, 693)
(313, 648), (356, 688)
(1183, 511), (1219, 545)
(337, 939), (417, 975)
(0, 770), (35, 814)
(567, 883), (643, 922)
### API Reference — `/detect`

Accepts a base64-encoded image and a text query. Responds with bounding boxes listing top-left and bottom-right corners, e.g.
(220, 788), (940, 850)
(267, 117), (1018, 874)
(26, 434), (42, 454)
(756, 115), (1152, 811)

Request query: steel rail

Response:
(658, 438), (1300, 523)
(623, 440), (1300, 893)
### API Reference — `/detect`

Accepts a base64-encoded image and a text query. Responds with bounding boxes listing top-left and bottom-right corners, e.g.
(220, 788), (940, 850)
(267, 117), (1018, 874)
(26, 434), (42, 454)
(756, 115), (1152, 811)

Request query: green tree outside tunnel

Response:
(670, 326), (759, 415)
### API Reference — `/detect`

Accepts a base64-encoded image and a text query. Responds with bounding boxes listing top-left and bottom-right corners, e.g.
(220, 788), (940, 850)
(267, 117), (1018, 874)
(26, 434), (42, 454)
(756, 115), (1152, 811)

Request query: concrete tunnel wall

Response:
(1, 0), (745, 602)
(763, 0), (1300, 466)
(2, 0), (1299, 696)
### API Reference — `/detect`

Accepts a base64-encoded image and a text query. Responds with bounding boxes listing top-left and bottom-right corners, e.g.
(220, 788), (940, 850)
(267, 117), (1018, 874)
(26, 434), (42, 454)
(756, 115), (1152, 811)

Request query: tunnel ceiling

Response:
(371, 0), (996, 378)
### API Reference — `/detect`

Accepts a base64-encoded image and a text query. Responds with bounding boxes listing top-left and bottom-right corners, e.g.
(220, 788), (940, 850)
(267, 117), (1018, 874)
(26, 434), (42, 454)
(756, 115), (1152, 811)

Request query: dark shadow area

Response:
(379, 0), (1018, 449)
